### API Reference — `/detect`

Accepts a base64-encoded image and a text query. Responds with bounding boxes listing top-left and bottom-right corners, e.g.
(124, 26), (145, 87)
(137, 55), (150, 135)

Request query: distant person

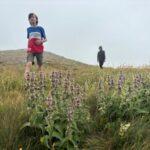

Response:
(24, 13), (47, 79)
(97, 46), (106, 69)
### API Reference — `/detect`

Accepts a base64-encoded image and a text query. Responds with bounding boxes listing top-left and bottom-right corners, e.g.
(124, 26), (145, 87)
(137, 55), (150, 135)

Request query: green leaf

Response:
(40, 135), (50, 149)
(59, 137), (69, 147)
(59, 137), (77, 149)
(52, 130), (63, 141)
(135, 108), (149, 114)
(46, 125), (53, 136)
(54, 124), (64, 135)
(20, 122), (31, 131)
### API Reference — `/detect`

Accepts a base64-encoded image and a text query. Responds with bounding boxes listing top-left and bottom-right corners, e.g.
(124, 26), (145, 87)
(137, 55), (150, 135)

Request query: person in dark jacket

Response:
(97, 46), (106, 69)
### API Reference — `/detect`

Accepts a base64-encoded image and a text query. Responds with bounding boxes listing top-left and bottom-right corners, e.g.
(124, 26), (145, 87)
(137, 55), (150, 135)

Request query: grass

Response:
(0, 60), (150, 149)
(0, 66), (27, 150)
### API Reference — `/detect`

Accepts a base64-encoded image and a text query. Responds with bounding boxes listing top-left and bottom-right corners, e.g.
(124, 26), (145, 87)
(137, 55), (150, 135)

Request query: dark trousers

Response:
(99, 61), (104, 69)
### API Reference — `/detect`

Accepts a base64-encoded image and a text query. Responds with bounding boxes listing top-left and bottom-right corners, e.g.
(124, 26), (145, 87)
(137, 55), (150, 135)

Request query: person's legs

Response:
(100, 64), (103, 69)
(37, 64), (42, 72)
(35, 52), (43, 72)
(24, 53), (34, 79)
(25, 62), (32, 73)
(99, 61), (104, 69)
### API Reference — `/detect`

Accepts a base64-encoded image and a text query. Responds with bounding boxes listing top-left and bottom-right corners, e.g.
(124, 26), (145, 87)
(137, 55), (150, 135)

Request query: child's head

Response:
(28, 13), (38, 26)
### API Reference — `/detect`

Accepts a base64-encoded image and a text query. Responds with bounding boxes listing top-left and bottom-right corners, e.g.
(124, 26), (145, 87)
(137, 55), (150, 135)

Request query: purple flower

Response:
(45, 94), (53, 109)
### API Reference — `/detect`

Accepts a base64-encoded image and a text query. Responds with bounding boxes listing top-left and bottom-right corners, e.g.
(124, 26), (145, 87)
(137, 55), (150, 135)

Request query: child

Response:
(24, 13), (47, 79)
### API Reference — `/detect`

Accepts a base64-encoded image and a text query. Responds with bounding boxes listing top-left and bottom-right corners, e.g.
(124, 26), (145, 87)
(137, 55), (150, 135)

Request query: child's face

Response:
(29, 15), (37, 26)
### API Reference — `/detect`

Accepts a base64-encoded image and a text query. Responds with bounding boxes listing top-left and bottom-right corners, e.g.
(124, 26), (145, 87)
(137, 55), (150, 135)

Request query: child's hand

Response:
(27, 48), (32, 53)
(35, 39), (43, 45)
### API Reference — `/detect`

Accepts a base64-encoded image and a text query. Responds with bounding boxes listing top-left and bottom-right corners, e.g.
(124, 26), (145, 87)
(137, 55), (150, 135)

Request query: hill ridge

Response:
(0, 50), (92, 69)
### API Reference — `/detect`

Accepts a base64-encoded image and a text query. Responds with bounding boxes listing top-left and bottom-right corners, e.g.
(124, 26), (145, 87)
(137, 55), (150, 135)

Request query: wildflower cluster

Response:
(24, 71), (90, 149)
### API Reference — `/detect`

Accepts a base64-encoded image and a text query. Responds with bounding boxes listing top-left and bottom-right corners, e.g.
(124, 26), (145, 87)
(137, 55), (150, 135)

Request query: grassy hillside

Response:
(0, 50), (150, 150)
(0, 50), (91, 69)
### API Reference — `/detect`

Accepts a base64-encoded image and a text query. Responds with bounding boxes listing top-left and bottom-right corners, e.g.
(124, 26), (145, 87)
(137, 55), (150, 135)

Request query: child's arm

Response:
(35, 27), (47, 45)
(35, 38), (47, 45)
(41, 38), (47, 43)
(41, 27), (47, 42)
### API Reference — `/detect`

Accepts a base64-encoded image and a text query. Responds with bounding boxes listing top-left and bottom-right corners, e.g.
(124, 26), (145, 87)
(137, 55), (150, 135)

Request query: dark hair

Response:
(99, 46), (103, 50)
(28, 13), (38, 25)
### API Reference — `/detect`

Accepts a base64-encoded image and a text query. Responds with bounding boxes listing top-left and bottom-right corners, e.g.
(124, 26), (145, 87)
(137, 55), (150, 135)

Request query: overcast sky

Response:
(0, 0), (150, 67)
